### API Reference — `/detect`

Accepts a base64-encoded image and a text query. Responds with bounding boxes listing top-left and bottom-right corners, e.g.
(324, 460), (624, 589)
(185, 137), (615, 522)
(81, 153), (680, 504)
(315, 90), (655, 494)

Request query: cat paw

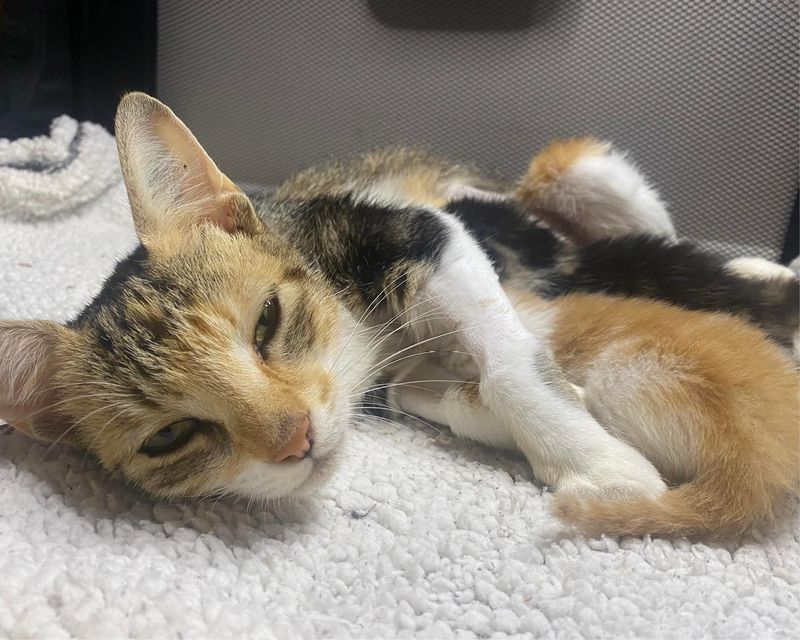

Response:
(553, 445), (667, 502)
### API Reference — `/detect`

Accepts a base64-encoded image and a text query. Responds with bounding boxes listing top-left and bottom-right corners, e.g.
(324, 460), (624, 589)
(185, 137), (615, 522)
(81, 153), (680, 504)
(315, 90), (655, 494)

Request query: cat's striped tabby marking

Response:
(1, 94), (796, 537)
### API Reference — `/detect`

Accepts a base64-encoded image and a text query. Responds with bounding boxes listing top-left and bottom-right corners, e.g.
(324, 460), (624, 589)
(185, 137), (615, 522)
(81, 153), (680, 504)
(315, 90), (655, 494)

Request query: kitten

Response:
(0, 93), (796, 537)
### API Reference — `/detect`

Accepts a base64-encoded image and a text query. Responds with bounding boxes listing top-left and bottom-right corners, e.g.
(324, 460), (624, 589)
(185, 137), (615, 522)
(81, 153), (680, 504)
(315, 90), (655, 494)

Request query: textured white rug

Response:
(0, 123), (798, 639)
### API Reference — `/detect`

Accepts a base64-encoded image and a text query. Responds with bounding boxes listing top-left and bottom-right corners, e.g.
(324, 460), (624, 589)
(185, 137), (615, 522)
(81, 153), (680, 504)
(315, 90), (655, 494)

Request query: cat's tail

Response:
(516, 138), (676, 244)
(553, 419), (799, 539)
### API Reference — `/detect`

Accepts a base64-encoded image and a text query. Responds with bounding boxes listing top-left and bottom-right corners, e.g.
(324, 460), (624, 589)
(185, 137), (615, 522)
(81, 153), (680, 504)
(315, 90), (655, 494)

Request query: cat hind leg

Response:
(516, 138), (675, 244)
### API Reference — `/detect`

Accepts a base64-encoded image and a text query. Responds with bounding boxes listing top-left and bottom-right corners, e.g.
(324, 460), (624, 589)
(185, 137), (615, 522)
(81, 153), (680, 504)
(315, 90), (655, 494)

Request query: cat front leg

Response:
(410, 214), (666, 501)
(387, 360), (516, 450)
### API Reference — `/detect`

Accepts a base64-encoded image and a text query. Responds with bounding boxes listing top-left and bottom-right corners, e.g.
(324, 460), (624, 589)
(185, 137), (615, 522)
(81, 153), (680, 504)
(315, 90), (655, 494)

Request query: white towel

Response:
(0, 116), (120, 219)
(0, 119), (798, 639)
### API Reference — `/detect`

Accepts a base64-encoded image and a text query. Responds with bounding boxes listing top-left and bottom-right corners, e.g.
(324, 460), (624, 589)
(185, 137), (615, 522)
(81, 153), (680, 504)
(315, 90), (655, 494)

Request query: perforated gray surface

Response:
(157, 0), (798, 259)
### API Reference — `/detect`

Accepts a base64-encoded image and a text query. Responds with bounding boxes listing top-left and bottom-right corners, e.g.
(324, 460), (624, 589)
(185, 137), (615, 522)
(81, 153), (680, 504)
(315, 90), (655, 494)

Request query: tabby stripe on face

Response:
(69, 245), (151, 327)
(147, 448), (221, 492)
(282, 290), (316, 359)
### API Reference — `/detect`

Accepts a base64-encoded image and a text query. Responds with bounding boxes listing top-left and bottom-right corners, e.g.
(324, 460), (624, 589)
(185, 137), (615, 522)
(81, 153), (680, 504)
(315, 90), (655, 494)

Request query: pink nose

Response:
(273, 414), (312, 462)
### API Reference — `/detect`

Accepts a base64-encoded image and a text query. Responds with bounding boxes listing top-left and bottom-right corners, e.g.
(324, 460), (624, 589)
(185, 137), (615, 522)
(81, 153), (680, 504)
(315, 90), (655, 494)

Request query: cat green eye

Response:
(255, 297), (281, 355)
(140, 419), (199, 456)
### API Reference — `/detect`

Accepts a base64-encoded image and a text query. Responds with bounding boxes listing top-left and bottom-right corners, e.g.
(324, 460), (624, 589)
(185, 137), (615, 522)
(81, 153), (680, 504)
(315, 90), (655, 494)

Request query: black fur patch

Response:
(548, 235), (799, 345)
(446, 197), (560, 275)
(67, 244), (195, 387)
(69, 244), (150, 328)
(280, 196), (449, 311)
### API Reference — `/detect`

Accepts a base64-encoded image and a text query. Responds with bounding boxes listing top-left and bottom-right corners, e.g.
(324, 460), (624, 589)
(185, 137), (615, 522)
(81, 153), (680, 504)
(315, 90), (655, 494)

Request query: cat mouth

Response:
(296, 448), (340, 494)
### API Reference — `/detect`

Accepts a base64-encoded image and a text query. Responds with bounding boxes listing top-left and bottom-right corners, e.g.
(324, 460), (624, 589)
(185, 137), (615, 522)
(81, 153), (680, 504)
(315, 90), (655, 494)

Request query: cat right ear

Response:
(0, 320), (77, 444)
(114, 92), (261, 243)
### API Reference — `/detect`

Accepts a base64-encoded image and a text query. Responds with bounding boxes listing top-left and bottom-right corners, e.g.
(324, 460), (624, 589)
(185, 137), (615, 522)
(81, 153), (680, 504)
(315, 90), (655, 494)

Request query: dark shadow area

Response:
(0, 0), (156, 139)
(368, 0), (576, 32)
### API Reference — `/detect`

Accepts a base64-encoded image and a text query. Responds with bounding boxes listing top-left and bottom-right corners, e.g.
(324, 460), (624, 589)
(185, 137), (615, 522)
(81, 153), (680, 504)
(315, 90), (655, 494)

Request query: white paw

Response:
(725, 257), (797, 282)
(553, 443), (667, 502)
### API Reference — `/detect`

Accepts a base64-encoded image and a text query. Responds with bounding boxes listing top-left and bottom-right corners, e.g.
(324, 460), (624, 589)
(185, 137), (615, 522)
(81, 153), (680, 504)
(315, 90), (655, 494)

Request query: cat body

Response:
(0, 94), (796, 537)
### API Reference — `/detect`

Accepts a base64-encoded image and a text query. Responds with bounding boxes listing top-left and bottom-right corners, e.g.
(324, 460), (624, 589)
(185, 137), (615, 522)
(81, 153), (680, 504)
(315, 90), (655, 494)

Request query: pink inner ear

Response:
(0, 320), (68, 440)
(152, 115), (238, 232)
(216, 212), (236, 232)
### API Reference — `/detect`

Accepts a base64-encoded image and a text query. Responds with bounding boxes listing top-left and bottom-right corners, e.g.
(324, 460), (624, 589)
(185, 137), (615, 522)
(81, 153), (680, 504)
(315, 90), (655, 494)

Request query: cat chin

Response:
(293, 448), (342, 496)
(225, 442), (343, 501)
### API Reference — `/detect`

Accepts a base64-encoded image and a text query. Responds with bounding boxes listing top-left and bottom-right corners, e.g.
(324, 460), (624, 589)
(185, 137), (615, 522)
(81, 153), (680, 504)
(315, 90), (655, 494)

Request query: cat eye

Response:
(255, 297), (281, 355)
(140, 418), (199, 456)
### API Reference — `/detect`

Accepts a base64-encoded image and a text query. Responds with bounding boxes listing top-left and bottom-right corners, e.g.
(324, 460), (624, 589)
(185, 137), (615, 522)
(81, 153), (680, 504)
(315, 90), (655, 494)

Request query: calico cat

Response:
(0, 93), (796, 537)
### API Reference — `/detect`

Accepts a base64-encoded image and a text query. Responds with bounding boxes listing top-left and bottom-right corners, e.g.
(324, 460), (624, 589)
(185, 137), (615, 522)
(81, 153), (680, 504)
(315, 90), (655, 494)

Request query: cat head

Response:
(0, 93), (369, 501)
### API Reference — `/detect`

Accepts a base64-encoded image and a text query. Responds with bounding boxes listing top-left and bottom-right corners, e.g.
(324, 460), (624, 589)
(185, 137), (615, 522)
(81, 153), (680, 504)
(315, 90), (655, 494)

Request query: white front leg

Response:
(412, 215), (666, 500)
(388, 360), (516, 450)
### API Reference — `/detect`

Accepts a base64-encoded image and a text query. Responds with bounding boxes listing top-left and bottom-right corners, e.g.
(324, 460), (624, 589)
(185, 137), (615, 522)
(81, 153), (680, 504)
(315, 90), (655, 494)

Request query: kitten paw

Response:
(553, 445), (667, 502)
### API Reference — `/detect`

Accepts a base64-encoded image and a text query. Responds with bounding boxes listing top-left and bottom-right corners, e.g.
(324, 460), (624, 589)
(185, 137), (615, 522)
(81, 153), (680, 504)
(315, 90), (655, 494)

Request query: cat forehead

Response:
(74, 231), (300, 319)
(69, 236), (329, 377)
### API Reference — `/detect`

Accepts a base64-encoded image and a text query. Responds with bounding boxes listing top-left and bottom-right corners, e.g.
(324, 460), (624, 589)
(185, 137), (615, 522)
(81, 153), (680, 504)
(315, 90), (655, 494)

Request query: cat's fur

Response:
(0, 94), (797, 537)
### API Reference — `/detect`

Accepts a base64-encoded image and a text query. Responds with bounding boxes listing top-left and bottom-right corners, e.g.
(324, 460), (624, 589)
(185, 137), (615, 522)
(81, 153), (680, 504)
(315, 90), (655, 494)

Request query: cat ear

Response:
(0, 320), (77, 445)
(114, 92), (261, 242)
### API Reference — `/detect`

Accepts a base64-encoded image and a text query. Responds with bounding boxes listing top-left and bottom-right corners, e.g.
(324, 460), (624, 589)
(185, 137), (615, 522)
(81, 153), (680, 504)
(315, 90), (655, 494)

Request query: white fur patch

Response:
(409, 213), (666, 500)
(725, 257), (797, 282)
(582, 342), (698, 483)
(229, 459), (314, 499)
(537, 145), (676, 242)
(444, 182), (511, 203)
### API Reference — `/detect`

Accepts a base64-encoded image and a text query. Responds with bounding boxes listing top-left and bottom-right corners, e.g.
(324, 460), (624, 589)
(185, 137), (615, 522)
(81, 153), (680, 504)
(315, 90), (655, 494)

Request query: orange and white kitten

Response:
(0, 93), (796, 537)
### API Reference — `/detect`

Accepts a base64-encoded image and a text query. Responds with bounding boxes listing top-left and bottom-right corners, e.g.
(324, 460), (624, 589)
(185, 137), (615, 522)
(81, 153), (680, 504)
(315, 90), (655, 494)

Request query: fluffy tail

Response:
(516, 138), (676, 244)
(554, 432), (799, 538)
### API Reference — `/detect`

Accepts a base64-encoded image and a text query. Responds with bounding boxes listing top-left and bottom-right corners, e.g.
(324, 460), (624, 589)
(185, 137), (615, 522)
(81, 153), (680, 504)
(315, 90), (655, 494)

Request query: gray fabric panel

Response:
(157, 0), (798, 259)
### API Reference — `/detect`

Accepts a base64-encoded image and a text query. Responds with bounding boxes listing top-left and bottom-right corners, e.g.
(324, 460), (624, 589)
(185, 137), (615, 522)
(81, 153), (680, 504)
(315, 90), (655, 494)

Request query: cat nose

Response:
(273, 414), (312, 462)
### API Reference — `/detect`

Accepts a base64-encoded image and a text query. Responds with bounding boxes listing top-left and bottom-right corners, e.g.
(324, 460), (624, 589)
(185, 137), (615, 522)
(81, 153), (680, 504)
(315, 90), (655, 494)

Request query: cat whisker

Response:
(329, 303), (452, 385)
(43, 400), (133, 457)
(319, 282), (355, 305)
(326, 274), (413, 377)
(353, 348), (476, 389)
(207, 489), (231, 517)
(14, 390), (138, 423)
(344, 322), (489, 394)
(350, 378), (479, 401)
(353, 403), (442, 435)
(333, 307), (448, 381)
(80, 405), (138, 469)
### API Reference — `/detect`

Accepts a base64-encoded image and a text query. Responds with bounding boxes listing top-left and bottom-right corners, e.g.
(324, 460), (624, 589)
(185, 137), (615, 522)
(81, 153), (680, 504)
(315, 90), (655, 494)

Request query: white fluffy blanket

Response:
(0, 121), (798, 639)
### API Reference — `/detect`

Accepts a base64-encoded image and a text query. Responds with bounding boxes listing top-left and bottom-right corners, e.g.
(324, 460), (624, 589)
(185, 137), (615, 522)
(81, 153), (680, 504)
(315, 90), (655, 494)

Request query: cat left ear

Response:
(0, 320), (78, 445)
(114, 92), (261, 242)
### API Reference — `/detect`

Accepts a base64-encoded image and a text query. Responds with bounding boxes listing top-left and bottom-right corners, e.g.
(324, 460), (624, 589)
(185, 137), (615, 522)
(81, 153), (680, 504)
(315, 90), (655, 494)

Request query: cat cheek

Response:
(226, 459), (315, 499)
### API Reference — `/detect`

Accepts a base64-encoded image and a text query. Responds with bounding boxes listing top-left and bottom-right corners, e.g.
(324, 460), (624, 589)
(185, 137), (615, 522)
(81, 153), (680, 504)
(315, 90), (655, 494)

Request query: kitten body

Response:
(1, 95), (797, 537)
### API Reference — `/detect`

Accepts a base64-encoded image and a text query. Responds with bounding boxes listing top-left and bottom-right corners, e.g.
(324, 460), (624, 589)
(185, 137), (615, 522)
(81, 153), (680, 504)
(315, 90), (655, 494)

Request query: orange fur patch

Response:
(523, 292), (800, 538)
(458, 382), (482, 408)
(402, 173), (447, 208)
(525, 138), (607, 188)
(516, 137), (608, 244)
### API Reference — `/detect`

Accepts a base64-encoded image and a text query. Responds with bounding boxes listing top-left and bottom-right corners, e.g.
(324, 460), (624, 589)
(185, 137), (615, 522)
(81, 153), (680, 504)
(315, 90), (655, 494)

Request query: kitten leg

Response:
(388, 360), (516, 450)
(411, 215), (666, 500)
(516, 138), (676, 244)
(724, 256), (798, 282)
(389, 356), (587, 451)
